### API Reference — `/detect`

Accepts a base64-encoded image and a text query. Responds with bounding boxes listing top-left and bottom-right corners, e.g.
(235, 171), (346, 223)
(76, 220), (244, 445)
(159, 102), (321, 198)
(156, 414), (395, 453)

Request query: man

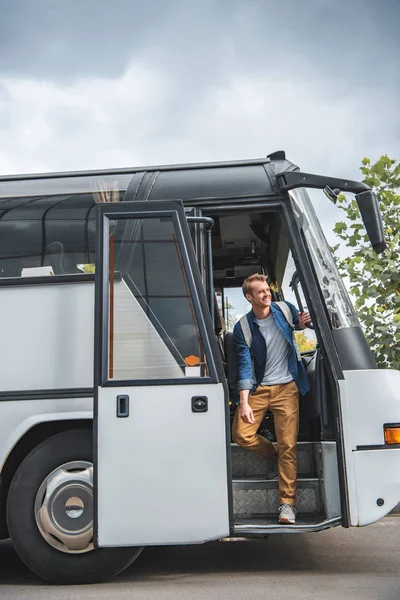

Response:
(232, 273), (311, 524)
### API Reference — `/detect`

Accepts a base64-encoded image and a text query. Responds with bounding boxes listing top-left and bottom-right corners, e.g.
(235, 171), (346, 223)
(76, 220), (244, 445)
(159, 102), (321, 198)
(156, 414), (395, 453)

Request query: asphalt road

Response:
(0, 518), (399, 600)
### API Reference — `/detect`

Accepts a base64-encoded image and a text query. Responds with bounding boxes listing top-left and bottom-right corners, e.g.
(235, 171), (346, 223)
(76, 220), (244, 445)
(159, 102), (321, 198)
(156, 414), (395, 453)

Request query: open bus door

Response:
(284, 183), (400, 528)
(93, 200), (230, 547)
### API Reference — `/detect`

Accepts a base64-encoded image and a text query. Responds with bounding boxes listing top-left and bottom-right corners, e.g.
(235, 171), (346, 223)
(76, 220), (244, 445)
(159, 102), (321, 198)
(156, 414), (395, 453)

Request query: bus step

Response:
(232, 477), (320, 516)
(231, 442), (317, 479)
(233, 514), (341, 534)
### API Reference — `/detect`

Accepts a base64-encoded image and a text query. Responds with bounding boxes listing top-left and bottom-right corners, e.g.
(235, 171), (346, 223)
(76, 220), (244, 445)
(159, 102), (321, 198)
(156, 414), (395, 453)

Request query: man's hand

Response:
(239, 402), (255, 424)
(238, 390), (255, 424)
(239, 402), (255, 425)
(298, 311), (312, 330)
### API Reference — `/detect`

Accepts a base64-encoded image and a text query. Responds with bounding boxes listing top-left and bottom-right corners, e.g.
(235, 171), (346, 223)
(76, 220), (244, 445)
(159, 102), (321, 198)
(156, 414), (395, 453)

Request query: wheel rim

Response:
(34, 461), (94, 554)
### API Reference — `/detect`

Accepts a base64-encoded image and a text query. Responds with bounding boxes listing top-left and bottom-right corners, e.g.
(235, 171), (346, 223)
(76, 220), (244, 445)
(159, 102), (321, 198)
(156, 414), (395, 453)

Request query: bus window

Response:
(216, 288), (249, 333)
(281, 252), (317, 352)
(107, 216), (209, 380)
(0, 178), (128, 278)
(289, 188), (360, 330)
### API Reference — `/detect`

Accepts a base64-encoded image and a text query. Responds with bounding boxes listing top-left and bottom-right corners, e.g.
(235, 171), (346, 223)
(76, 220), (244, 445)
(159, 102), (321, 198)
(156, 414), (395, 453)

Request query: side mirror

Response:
(355, 190), (387, 254)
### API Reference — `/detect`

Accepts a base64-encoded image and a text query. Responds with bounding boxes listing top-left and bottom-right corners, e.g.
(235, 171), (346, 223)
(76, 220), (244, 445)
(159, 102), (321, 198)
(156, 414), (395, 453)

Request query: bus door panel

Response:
(339, 369), (400, 526)
(94, 200), (230, 547)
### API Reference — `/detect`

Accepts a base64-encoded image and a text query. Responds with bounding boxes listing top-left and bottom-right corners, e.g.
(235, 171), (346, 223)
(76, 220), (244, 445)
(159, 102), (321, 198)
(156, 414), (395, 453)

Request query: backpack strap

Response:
(239, 314), (252, 347)
(275, 301), (294, 327)
(275, 301), (302, 362)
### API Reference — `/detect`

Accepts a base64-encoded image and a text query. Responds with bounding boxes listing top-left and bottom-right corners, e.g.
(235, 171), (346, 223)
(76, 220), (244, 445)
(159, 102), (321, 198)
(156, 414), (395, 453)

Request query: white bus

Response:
(0, 151), (398, 584)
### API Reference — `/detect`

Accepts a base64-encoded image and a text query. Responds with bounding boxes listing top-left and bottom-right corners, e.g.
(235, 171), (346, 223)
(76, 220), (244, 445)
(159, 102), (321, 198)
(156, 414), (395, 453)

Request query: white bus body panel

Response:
(0, 400), (92, 470)
(0, 281), (95, 471)
(0, 283), (94, 390)
(339, 369), (400, 526)
(0, 278), (180, 392)
(97, 383), (229, 547)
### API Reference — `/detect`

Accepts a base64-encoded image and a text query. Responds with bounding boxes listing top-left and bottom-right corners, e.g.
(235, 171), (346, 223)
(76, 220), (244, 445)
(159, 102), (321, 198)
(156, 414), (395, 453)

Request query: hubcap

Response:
(35, 461), (94, 553)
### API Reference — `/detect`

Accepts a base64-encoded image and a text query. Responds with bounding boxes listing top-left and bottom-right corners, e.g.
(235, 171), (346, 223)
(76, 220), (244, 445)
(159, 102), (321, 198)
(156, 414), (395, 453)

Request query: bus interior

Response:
(203, 205), (340, 527)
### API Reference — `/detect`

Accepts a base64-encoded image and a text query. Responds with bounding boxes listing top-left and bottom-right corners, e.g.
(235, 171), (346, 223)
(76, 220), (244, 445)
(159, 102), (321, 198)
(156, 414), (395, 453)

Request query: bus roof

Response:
(0, 151), (299, 204)
(0, 151), (294, 182)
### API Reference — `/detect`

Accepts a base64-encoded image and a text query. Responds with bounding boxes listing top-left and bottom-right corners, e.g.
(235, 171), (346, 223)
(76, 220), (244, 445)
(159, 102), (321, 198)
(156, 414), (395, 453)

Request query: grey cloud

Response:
(0, 0), (153, 79)
(0, 0), (222, 80)
(0, 83), (11, 130)
(0, 109), (10, 131)
(45, 106), (96, 135)
(1, 0), (399, 156)
(0, 0), (398, 192)
(1, 0), (399, 92)
(0, 83), (11, 101)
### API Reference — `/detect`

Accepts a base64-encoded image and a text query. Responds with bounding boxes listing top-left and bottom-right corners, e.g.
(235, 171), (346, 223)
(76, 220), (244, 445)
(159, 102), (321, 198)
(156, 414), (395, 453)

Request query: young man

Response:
(232, 273), (311, 524)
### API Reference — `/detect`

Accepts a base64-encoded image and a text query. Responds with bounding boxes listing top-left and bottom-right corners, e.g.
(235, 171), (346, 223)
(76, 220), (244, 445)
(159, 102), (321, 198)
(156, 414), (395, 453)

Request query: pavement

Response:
(0, 517), (399, 600)
(391, 503), (400, 514)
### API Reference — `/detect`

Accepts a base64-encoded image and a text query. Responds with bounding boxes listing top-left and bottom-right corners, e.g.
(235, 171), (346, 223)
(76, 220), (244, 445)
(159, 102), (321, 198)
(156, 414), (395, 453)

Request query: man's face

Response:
(245, 280), (271, 309)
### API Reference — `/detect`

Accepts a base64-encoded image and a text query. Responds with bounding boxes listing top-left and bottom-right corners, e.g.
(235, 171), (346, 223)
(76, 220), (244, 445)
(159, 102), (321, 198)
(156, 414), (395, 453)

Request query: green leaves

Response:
(333, 155), (400, 370)
(334, 221), (347, 234)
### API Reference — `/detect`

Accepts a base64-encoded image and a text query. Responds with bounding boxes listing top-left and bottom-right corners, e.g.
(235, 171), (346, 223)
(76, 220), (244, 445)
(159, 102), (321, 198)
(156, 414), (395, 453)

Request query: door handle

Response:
(116, 395), (129, 418)
(192, 396), (208, 413)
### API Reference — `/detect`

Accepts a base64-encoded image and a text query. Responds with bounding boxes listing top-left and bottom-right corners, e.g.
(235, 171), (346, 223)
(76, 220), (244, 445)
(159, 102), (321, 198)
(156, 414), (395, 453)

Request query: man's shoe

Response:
(278, 504), (296, 524)
(260, 426), (276, 443)
(265, 458), (278, 480)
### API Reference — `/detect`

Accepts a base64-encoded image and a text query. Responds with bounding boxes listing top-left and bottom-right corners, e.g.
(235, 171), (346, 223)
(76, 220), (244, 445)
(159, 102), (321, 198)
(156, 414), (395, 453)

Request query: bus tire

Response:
(6, 429), (143, 584)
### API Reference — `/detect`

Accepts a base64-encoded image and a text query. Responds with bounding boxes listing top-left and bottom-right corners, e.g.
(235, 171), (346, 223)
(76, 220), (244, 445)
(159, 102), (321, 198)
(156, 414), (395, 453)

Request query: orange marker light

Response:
(184, 355), (201, 367)
(384, 426), (400, 445)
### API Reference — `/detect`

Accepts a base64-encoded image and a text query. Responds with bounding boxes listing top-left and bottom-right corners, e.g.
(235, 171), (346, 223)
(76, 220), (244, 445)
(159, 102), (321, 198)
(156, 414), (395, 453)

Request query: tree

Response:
(80, 263), (95, 273)
(332, 155), (400, 369)
(294, 331), (317, 353)
(224, 297), (238, 331)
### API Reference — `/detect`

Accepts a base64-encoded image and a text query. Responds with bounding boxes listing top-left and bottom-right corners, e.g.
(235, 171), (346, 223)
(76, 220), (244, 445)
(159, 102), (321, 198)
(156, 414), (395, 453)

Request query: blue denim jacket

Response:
(233, 302), (310, 396)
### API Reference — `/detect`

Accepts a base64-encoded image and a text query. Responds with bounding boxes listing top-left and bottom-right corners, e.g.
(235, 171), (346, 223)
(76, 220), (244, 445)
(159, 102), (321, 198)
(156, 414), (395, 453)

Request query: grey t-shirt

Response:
(255, 314), (293, 385)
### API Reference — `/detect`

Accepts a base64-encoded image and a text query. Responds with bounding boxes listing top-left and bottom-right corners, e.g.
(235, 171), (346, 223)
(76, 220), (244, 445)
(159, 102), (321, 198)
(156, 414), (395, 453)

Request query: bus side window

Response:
(0, 257), (26, 278)
(0, 187), (118, 279)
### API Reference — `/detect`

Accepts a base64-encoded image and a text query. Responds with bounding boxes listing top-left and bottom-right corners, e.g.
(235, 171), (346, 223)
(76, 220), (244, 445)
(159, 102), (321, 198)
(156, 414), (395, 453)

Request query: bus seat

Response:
(44, 241), (66, 274)
(44, 241), (81, 275)
(214, 294), (226, 336)
(224, 332), (239, 402)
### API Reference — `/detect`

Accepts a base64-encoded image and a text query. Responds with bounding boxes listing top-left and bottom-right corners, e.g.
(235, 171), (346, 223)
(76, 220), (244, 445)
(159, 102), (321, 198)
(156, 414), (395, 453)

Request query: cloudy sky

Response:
(0, 0), (399, 239)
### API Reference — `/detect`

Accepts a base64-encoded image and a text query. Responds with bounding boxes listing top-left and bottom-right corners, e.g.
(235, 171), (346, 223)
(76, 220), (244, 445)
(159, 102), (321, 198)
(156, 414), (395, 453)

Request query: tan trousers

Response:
(232, 381), (299, 506)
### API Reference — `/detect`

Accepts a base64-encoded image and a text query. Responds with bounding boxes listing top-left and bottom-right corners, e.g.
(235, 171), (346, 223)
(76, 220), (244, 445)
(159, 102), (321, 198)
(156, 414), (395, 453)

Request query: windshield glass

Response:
(289, 188), (359, 330)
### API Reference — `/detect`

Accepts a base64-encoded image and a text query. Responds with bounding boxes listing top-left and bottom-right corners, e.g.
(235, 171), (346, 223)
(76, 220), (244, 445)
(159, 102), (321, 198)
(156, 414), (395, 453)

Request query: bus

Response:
(0, 150), (398, 584)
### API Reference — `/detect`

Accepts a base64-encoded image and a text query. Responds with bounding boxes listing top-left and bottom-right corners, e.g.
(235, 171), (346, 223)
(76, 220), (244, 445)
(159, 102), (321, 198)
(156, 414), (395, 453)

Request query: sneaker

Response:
(278, 504), (296, 524)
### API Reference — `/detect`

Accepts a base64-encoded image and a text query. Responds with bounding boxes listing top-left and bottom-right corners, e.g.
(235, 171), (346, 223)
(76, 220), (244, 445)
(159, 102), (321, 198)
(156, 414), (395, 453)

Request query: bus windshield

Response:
(289, 187), (359, 330)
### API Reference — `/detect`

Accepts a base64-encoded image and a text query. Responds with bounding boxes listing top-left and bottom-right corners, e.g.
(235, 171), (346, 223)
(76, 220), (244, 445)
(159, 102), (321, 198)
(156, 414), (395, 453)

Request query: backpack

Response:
(239, 301), (302, 362)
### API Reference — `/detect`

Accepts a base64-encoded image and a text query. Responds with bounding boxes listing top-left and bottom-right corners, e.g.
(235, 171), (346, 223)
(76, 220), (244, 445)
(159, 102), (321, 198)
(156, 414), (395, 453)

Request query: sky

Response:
(0, 0), (399, 319)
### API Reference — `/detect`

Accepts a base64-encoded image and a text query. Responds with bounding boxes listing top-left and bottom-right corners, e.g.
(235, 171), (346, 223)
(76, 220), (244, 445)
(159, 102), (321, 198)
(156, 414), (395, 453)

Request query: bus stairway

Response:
(231, 442), (322, 526)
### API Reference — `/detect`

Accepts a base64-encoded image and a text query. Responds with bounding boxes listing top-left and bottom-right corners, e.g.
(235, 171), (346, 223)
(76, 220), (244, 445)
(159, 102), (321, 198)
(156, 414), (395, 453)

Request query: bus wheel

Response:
(6, 429), (143, 584)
